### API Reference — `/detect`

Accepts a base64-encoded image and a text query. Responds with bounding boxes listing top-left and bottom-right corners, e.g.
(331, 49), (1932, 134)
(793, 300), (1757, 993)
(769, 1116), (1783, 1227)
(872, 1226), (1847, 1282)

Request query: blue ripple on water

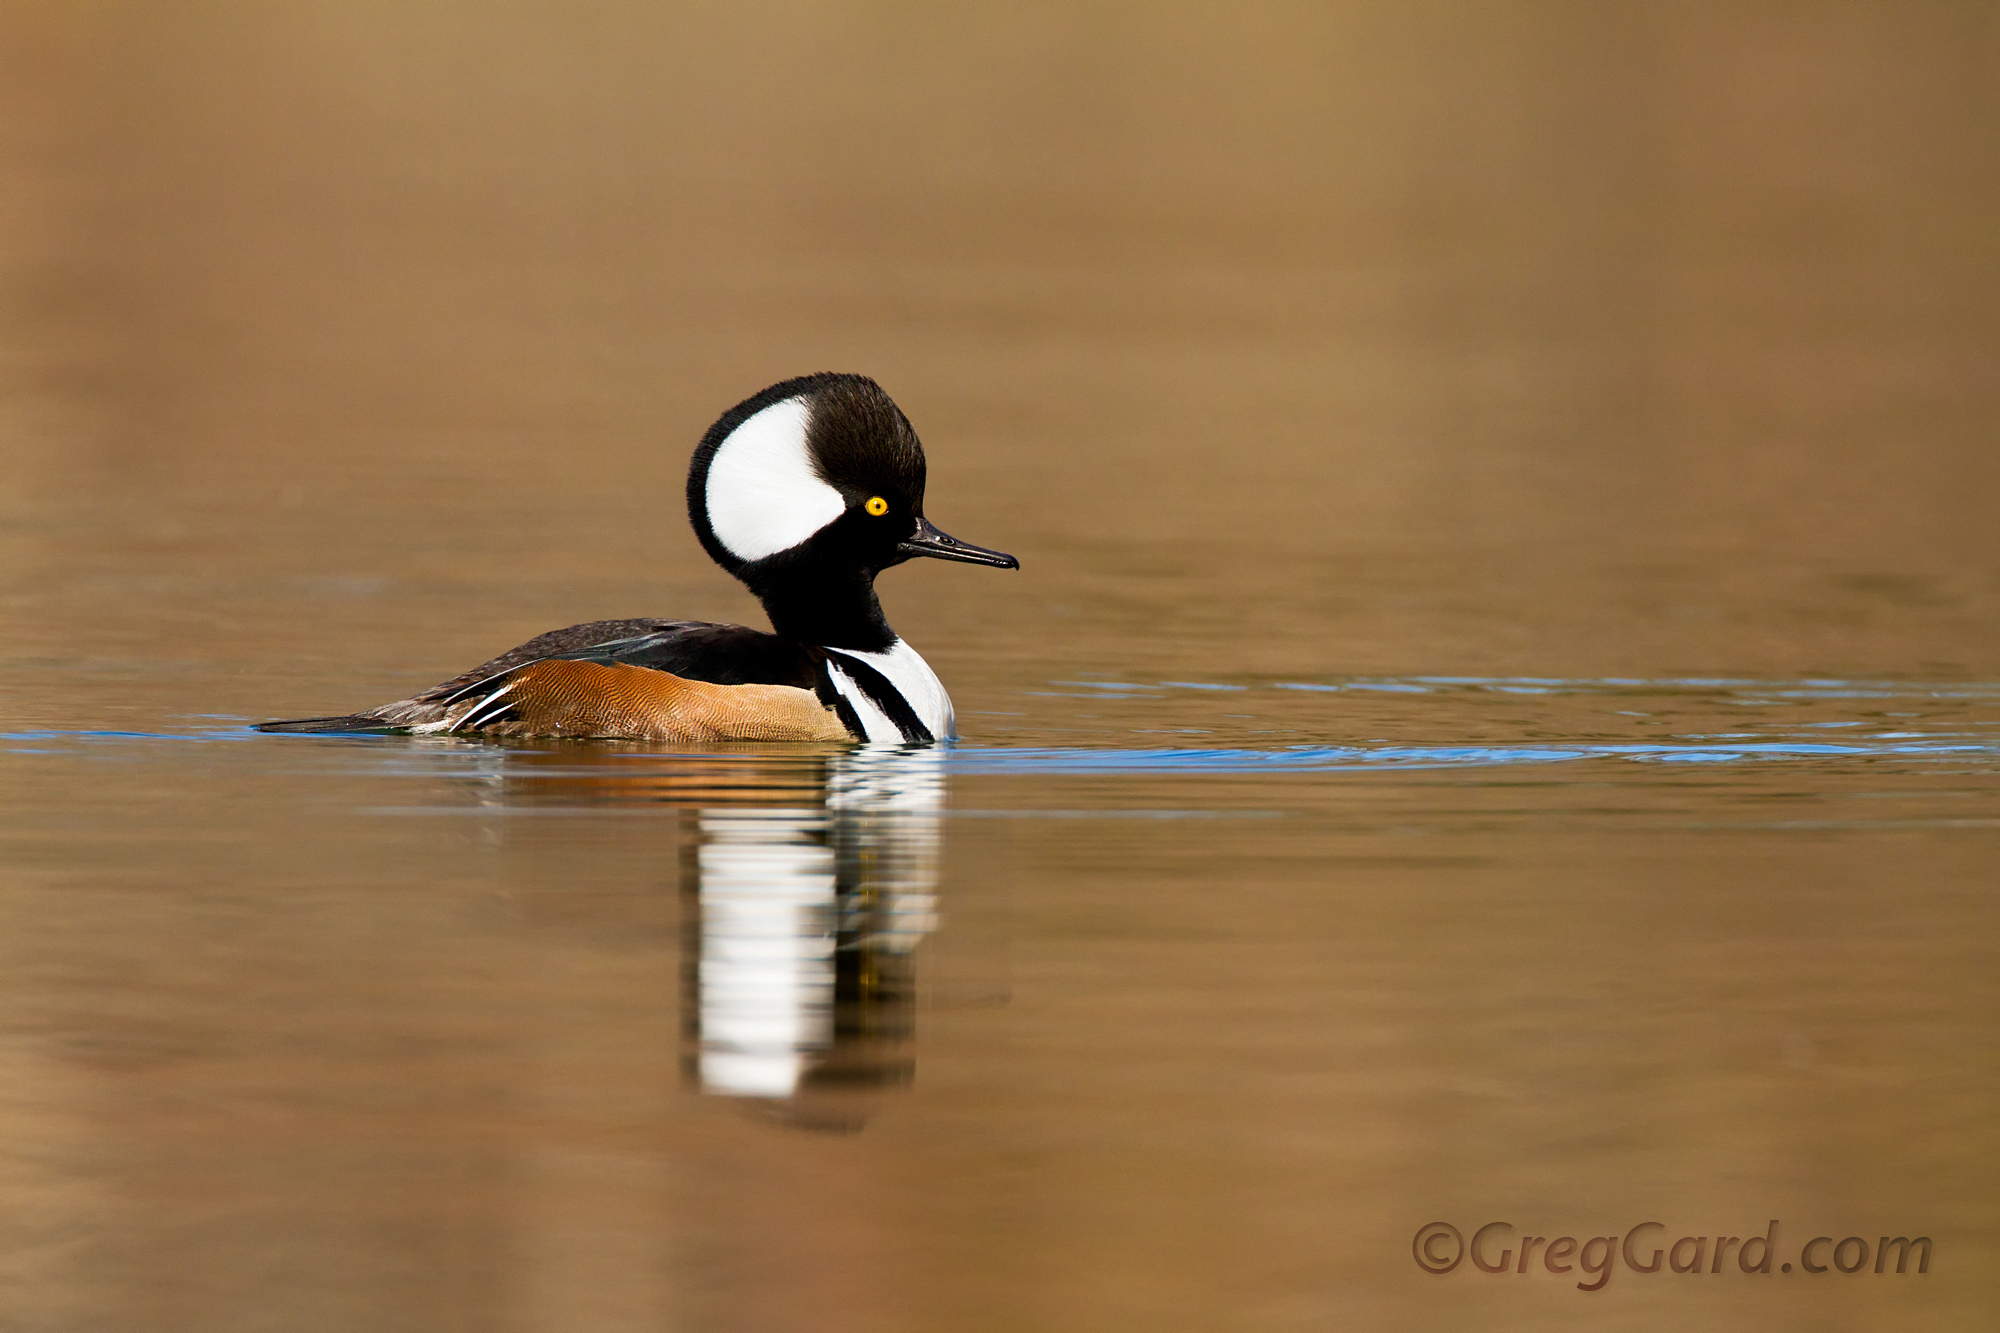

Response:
(947, 738), (1999, 775)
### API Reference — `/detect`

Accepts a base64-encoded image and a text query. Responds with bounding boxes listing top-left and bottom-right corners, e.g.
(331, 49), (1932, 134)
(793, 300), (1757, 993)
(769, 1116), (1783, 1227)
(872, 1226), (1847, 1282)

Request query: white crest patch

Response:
(705, 397), (847, 563)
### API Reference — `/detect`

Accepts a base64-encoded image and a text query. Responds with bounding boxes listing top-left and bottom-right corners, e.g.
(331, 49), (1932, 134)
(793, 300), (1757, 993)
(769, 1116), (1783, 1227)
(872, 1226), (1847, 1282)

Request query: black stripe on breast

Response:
(819, 650), (934, 744)
(810, 663), (867, 740)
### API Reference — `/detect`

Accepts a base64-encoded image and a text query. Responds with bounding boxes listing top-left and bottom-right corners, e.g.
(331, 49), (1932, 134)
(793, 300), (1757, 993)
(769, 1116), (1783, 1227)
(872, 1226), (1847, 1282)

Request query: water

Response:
(2, 6), (1997, 1331)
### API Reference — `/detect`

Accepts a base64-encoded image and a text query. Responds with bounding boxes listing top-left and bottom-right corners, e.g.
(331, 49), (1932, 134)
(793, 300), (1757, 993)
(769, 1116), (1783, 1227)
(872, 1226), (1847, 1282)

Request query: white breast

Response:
(825, 639), (956, 744)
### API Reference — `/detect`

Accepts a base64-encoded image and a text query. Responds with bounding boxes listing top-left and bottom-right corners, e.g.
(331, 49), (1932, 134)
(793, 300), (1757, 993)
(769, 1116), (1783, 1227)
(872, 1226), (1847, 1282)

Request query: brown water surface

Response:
(1, 5), (1996, 1330)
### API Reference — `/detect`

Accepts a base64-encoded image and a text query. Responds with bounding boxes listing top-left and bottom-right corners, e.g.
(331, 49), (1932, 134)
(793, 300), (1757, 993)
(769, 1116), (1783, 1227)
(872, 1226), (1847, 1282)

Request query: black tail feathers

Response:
(253, 714), (399, 735)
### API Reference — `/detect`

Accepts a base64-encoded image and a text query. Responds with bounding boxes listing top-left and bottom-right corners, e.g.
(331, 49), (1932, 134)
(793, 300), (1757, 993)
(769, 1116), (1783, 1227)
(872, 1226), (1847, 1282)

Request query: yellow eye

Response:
(864, 496), (890, 516)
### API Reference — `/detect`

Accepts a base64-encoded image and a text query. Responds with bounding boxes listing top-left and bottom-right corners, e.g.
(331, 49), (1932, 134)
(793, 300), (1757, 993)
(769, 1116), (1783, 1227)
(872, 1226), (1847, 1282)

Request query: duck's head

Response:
(687, 374), (1018, 648)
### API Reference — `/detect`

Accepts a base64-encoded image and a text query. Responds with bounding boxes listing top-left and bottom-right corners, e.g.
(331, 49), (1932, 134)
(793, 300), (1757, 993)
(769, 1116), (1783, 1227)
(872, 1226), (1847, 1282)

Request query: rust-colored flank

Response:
(468, 660), (851, 742)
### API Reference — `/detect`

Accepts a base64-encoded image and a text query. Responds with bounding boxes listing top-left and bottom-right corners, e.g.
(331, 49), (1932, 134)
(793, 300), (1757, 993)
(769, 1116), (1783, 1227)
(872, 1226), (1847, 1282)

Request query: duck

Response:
(256, 373), (1017, 744)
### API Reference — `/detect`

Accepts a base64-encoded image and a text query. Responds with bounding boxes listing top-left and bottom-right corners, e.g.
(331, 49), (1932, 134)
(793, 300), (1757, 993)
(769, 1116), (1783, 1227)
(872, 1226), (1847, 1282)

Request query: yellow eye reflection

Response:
(864, 496), (890, 516)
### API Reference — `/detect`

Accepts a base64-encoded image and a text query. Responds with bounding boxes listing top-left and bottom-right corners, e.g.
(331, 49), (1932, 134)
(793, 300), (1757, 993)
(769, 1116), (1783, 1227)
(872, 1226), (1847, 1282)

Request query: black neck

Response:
(747, 562), (897, 651)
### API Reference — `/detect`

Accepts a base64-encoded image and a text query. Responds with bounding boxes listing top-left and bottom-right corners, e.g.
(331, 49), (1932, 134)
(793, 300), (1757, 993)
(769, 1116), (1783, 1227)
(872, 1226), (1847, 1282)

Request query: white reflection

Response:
(686, 748), (943, 1121)
(695, 810), (836, 1096)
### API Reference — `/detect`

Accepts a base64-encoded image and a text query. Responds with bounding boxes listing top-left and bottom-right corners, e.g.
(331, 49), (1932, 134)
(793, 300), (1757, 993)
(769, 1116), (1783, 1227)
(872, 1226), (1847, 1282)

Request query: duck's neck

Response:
(749, 565), (898, 651)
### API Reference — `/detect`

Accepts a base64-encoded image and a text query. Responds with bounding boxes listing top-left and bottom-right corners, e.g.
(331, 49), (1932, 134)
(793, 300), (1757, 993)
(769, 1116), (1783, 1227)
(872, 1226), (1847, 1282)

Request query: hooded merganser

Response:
(256, 374), (1018, 743)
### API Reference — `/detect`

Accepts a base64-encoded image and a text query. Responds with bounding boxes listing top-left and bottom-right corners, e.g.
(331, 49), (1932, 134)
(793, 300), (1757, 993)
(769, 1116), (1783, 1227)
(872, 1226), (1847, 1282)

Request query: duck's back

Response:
(438, 619), (824, 692)
(255, 619), (843, 739)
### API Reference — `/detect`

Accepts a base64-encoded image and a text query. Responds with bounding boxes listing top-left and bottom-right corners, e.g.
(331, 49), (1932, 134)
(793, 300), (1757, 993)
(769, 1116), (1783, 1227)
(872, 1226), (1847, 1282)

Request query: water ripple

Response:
(947, 738), (1999, 775)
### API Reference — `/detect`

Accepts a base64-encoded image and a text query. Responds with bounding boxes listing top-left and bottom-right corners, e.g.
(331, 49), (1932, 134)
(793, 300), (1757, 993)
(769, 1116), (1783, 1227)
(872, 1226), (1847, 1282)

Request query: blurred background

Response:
(0, 4), (1995, 1331)
(3, 1), (1994, 706)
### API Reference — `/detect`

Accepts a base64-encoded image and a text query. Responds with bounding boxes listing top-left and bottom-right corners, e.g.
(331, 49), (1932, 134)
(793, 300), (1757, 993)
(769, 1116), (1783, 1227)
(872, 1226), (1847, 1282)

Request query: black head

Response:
(686, 374), (1017, 648)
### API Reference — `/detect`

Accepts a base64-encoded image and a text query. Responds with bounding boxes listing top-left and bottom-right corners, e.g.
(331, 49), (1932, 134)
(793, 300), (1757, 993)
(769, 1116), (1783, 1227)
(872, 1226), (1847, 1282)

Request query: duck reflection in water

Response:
(487, 742), (943, 1133)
